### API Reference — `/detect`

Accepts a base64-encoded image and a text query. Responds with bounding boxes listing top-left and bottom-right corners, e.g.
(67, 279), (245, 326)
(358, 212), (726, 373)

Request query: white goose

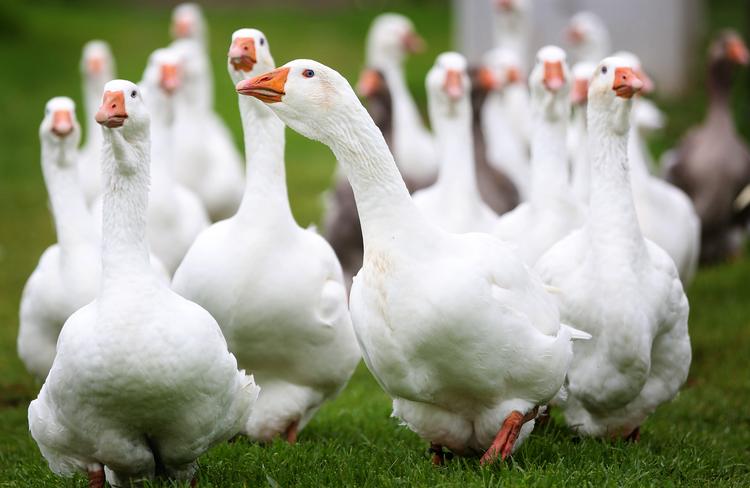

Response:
(172, 30), (360, 443)
(364, 13), (438, 187)
(237, 59), (590, 464)
(494, 46), (585, 265)
(78, 40), (115, 206)
(137, 47), (210, 275)
(566, 11), (611, 65)
(615, 51), (701, 284)
(535, 57), (691, 439)
(18, 98), (99, 381)
(412, 52), (497, 233)
(28, 80), (258, 488)
(481, 47), (531, 199)
(169, 4), (245, 220)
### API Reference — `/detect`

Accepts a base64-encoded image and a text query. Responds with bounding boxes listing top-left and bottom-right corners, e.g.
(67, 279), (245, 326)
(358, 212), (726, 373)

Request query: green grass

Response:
(1, 1), (749, 486)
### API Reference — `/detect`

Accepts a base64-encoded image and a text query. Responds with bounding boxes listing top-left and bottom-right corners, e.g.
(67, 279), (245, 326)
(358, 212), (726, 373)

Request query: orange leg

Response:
(480, 406), (538, 466)
(430, 443), (445, 465)
(87, 466), (104, 488)
(284, 420), (299, 444)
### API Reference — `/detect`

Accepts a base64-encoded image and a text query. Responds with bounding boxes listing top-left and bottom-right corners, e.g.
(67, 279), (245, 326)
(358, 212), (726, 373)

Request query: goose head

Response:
(366, 13), (425, 69)
(570, 61), (595, 106)
(529, 45), (571, 121)
(40, 97), (81, 155)
(481, 47), (524, 92)
(566, 11), (610, 61)
(612, 51), (654, 94)
(426, 52), (472, 119)
(236, 59), (362, 146)
(142, 48), (183, 97)
(81, 40), (115, 84)
(171, 3), (206, 42)
(95, 79), (149, 136)
(588, 56), (643, 134)
(226, 28), (275, 85)
(710, 30), (749, 66)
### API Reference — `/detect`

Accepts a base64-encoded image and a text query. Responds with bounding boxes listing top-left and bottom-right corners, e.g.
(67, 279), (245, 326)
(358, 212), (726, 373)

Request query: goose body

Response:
(412, 53), (498, 233)
(237, 59), (589, 463)
(494, 46), (585, 265)
(535, 58), (691, 438)
(173, 31), (360, 442)
(78, 41), (115, 206)
(28, 81), (257, 487)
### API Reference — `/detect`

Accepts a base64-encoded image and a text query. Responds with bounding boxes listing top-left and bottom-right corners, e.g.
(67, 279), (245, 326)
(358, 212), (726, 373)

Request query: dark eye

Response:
(302, 69), (315, 78)
(260, 38), (265, 46)
(601, 66), (607, 75)
(131, 90), (137, 98)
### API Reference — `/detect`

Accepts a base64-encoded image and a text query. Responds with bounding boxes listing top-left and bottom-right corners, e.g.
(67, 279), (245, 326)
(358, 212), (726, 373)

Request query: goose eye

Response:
(130, 90), (137, 98)
(260, 38), (265, 46)
(302, 69), (315, 78)
(601, 66), (607, 75)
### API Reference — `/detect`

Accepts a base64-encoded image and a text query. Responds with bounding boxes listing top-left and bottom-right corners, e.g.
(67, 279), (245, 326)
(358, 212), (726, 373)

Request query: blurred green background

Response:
(0, 0), (748, 486)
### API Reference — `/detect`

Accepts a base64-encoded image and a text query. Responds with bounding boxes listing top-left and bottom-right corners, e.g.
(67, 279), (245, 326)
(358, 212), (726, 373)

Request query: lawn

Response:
(0, 1), (749, 486)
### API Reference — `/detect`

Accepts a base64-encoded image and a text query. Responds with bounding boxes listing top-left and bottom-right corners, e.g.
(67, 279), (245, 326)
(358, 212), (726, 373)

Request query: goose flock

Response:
(17, 2), (749, 486)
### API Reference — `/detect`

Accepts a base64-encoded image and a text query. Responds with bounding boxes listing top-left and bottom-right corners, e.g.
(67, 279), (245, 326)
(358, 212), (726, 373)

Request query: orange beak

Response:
(507, 66), (522, 84)
(357, 68), (383, 97)
(726, 37), (749, 65)
(236, 67), (290, 103)
(402, 30), (425, 54)
(173, 15), (193, 38)
(571, 78), (588, 105)
(476, 66), (497, 91)
(51, 110), (74, 137)
(87, 56), (104, 75)
(95, 90), (127, 128)
(160, 63), (180, 94)
(443, 69), (464, 100)
(634, 67), (654, 94)
(567, 25), (585, 44)
(612, 67), (643, 99)
(228, 37), (257, 72)
(543, 61), (565, 91)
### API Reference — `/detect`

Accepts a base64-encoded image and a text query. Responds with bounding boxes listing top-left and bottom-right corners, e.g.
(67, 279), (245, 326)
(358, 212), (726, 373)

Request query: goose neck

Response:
(83, 78), (106, 148)
(100, 127), (153, 281)
(325, 102), (425, 246)
(529, 111), (569, 202)
(586, 101), (645, 255)
(149, 100), (177, 195)
(432, 102), (478, 195)
(41, 142), (97, 251)
(380, 63), (425, 137)
(235, 95), (293, 225)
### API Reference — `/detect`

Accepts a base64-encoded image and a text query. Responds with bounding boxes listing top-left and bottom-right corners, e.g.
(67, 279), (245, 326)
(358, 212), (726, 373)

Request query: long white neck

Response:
(381, 62), (427, 142)
(100, 127), (153, 282)
(586, 99), (645, 256)
(493, 14), (529, 70)
(432, 100), (479, 197)
(41, 139), (98, 252)
(235, 94), (293, 226)
(570, 104), (590, 202)
(83, 76), (106, 150)
(324, 102), (426, 247)
(149, 98), (176, 196)
(529, 100), (570, 203)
